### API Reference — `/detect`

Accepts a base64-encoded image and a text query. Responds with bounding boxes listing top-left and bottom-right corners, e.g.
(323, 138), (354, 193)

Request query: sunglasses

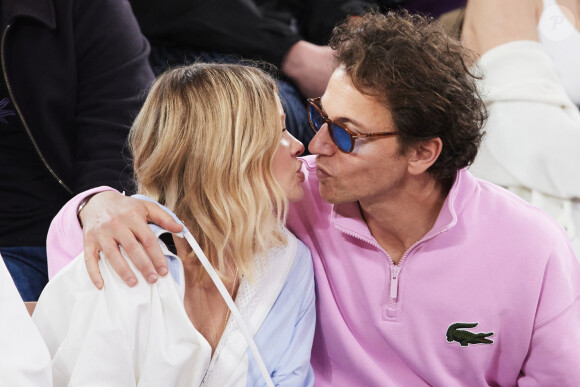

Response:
(307, 97), (398, 153)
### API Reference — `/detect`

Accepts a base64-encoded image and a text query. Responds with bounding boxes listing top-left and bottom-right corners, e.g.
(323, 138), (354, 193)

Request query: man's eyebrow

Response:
(319, 100), (367, 133)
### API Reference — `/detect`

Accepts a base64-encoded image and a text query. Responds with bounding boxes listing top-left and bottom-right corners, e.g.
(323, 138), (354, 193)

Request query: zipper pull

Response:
(389, 266), (401, 300)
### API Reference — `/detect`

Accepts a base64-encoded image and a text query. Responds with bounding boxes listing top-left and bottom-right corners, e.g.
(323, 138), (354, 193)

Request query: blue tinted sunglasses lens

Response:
(309, 105), (325, 131)
(329, 124), (353, 152)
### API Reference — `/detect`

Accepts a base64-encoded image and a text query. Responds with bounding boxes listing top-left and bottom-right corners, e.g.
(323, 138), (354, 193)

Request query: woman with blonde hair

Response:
(33, 63), (315, 386)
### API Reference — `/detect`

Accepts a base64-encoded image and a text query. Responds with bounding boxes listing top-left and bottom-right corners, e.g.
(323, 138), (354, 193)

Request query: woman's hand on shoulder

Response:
(79, 191), (183, 289)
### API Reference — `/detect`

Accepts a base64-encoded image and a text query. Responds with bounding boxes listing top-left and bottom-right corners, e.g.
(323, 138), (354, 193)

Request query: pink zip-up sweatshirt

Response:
(287, 156), (580, 386)
(47, 157), (580, 386)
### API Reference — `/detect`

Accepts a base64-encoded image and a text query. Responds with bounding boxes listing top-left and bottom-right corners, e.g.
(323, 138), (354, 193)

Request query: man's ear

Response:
(407, 137), (442, 175)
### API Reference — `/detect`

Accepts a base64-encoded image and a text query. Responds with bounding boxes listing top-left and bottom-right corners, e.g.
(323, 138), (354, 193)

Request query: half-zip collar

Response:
(331, 169), (476, 251)
(330, 169), (477, 318)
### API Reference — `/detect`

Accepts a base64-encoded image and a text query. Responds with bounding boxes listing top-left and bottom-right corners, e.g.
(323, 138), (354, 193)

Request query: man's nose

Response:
(308, 123), (336, 155)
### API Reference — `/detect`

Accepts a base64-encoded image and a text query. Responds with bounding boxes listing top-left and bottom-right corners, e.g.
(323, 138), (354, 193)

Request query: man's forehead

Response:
(321, 68), (392, 126)
(323, 67), (385, 104)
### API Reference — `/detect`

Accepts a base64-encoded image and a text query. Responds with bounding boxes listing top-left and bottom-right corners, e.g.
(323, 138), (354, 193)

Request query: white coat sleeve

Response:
(33, 248), (210, 387)
(0, 254), (52, 386)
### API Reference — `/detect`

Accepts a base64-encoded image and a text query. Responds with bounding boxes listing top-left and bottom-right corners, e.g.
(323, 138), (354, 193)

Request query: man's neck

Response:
(360, 175), (449, 265)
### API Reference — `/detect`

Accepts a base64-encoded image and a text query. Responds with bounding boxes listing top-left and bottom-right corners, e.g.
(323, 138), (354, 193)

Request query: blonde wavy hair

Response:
(129, 63), (287, 280)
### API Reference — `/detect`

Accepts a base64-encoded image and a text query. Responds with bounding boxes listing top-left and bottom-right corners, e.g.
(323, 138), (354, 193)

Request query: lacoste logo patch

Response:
(446, 322), (494, 347)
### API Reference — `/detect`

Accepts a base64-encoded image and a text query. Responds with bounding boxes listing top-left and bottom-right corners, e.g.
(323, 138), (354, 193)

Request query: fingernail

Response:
(95, 281), (103, 290)
(127, 277), (138, 287)
(159, 267), (168, 276)
(148, 273), (158, 283)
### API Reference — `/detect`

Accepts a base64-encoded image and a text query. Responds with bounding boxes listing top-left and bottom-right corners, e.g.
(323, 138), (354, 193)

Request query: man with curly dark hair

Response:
(287, 10), (580, 385)
(327, 10), (486, 184)
(44, 10), (580, 386)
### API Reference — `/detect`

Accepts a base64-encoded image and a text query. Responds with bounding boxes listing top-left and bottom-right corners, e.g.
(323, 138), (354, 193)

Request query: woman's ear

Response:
(407, 137), (443, 176)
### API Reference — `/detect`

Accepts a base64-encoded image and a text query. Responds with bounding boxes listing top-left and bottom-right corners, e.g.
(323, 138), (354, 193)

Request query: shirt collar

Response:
(133, 194), (188, 284)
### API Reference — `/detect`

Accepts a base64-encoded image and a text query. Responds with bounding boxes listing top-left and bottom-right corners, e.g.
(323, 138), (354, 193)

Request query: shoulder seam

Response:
(535, 294), (580, 329)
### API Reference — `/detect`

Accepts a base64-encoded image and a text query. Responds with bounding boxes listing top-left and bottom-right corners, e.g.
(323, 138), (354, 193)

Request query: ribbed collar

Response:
(331, 169), (477, 247)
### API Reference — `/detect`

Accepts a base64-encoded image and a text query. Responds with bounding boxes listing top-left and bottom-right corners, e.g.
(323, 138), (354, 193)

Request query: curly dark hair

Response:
(330, 10), (487, 184)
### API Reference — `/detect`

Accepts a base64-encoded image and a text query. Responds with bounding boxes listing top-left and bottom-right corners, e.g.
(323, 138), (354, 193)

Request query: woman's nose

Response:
(292, 137), (305, 156)
(287, 131), (305, 156)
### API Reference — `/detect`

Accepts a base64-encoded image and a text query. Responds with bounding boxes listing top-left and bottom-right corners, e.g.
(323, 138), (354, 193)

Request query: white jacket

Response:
(34, 198), (315, 387)
(0, 254), (51, 386)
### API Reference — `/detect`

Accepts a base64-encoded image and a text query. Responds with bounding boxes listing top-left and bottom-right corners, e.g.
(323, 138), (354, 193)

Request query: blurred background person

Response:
(375, 0), (463, 17)
(0, 0), (154, 301)
(128, 0), (376, 148)
(461, 0), (580, 256)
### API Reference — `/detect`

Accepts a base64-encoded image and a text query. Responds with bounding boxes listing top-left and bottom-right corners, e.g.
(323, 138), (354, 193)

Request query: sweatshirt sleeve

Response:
(47, 186), (118, 279)
(517, 239), (580, 385)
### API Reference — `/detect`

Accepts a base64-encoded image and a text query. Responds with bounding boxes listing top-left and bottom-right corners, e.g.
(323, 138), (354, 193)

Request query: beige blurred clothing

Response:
(470, 40), (580, 256)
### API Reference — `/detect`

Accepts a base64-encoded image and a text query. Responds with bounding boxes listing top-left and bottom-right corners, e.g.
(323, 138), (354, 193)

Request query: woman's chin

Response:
(286, 186), (305, 203)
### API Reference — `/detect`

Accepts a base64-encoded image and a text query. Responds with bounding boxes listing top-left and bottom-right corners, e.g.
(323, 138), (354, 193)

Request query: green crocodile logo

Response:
(446, 323), (494, 347)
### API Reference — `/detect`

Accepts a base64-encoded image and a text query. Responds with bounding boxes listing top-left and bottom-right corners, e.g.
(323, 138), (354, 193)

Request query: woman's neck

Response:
(178, 244), (240, 354)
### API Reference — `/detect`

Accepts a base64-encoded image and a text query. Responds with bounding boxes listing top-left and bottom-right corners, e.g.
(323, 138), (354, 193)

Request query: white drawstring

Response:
(183, 232), (275, 387)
